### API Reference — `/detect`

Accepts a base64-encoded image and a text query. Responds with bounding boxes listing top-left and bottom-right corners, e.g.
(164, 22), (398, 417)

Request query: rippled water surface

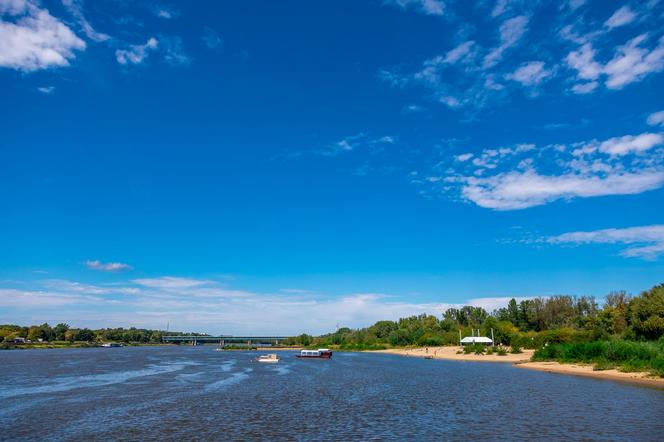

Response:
(1, 346), (663, 441)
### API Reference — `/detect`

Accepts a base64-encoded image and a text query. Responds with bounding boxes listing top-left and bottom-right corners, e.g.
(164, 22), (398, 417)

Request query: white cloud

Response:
(456, 153), (473, 162)
(155, 6), (179, 20)
(386, 0), (445, 16)
(444, 40), (475, 64)
(604, 34), (664, 89)
(0, 276), (460, 335)
(133, 277), (212, 289)
(566, 43), (602, 81)
(483, 15), (529, 68)
(37, 85), (54, 94)
(604, 6), (637, 30)
(86, 260), (133, 272)
(598, 133), (663, 156)
(115, 37), (158, 65)
(647, 110), (664, 127)
(430, 129), (664, 210)
(461, 169), (664, 210)
(506, 61), (551, 86)
(0, 1), (85, 71)
(571, 81), (598, 94)
(548, 225), (664, 260)
(566, 34), (664, 92)
(61, 0), (110, 42)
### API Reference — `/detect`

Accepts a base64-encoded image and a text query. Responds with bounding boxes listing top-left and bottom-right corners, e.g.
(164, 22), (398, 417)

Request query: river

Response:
(1, 346), (663, 441)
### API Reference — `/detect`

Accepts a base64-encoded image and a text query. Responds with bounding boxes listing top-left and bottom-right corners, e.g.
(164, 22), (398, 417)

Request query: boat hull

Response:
(296, 353), (332, 359)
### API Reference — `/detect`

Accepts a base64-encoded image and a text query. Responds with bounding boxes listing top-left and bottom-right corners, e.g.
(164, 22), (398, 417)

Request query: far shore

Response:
(370, 346), (664, 389)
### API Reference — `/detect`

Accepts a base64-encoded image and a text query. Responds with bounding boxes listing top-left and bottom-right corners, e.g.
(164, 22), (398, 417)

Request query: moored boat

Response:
(296, 348), (332, 359)
(257, 354), (280, 363)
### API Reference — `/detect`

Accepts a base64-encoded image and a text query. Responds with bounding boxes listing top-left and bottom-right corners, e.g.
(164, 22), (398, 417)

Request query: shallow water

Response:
(1, 346), (663, 441)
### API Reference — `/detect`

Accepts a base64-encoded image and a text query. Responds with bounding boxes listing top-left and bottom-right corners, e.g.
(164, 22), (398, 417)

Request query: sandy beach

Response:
(372, 346), (533, 363)
(372, 346), (664, 388)
(516, 361), (664, 389)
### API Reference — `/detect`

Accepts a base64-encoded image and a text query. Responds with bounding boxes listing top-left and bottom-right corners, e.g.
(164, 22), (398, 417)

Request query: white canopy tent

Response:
(460, 336), (493, 346)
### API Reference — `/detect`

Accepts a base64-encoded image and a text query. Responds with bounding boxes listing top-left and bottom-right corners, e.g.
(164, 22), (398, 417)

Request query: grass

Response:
(533, 340), (664, 377)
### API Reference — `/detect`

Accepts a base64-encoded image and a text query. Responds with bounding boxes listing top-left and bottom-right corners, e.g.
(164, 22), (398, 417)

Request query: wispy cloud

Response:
(160, 35), (190, 66)
(202, 27), (223, 50)
(567, 35), (664, 92)
(86, 260), (133, 272)
(506, 61), (552, 87)
(62, 0), (110, 42)
(0, 0), (86, 71)
(385, 0), (445, 16)
(133, 276), (212, 289)
(318, 133), (394, 157)
(547, 225), (664, 260)
(461, 169), (664, 210)
(0, 276), (460, 334)
(37, 85), (54, 94)
(154, 5), (179, 20)
(648, 110), (664, 127)
(483, 15), (529, 69)
(115, 37), (158, 65)
(604, 5), (637, 30)
(417, 123), (664, 210)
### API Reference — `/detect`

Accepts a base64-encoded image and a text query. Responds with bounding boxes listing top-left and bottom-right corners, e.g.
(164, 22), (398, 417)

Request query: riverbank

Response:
(516, 361), (664, 389)
(370, 346), (664, 389)
(372, 346), (533, 363)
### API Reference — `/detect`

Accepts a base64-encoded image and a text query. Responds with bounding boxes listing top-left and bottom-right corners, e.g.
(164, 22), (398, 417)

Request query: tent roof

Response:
(460, 336), (493, 343)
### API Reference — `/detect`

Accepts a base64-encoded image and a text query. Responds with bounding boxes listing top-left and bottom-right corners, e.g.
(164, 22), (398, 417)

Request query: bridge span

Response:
(161, 335), (289, 346)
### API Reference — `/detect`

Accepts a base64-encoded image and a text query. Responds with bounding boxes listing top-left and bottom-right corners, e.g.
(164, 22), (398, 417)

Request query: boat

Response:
(101, 343), (122, 348)
(257, 354), (280, 363)
(423, 355), (434, 360)
(296, 348), (333, 359)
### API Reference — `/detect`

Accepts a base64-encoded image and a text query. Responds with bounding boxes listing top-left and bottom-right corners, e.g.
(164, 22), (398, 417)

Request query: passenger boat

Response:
(296, 348), (333, 359)
(101, 343), (122, 348)
(257, 354), (280, 363)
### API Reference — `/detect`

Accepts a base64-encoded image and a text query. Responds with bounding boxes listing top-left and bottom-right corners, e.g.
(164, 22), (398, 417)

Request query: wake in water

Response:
(0, 361), (196, 399)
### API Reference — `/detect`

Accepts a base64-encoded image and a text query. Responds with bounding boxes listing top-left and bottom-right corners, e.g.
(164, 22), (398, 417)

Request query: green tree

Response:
(54, 323), (70, 341)
(629, 284), (664, 340)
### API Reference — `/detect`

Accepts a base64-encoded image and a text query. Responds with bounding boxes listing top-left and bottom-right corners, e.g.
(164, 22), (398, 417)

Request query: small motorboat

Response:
(295, 348), (333, 359)
(423, 355), (434, 359)
(257, 354), (280, 363)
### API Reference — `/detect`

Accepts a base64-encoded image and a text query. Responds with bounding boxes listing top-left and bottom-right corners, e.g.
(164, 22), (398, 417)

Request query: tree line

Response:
(0, 324), (205, 345)
(287, 283), (664, 349)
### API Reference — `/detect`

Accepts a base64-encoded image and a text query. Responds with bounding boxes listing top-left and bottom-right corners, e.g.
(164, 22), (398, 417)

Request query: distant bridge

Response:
(161, 335), (289, 346)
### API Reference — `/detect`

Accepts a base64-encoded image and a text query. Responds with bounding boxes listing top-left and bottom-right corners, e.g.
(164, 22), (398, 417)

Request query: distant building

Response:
(460, 336), (493, 346)
(11, 337), (28, 344)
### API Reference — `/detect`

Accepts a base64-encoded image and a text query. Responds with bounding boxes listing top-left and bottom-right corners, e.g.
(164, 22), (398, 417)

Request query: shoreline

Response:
(515, 361), (664, 389)
(370, 346), (664, 389)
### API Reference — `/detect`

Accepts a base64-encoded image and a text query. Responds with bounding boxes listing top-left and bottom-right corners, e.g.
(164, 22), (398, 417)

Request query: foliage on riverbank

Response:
(287, 283), (664, 356)
(533, 339), (664, 377)
(0, 323), (204, 347)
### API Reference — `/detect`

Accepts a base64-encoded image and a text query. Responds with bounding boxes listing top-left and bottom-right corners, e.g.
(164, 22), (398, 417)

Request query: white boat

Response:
(257, 354), (280, 363)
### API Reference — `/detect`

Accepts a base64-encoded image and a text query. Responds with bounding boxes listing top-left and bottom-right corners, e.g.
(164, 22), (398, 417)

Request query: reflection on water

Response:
(0, 346), (663, 441)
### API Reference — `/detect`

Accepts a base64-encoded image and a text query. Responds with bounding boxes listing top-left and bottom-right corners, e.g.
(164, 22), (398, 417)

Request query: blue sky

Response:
(1, 0), (664, 334)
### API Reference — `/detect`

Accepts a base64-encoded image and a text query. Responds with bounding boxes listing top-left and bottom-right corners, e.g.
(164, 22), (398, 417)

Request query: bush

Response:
(533, 340), (664, 377)
(496, 347), (507, 356)
(463, 343), (485, 354)
(510, 345), (523, 354)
